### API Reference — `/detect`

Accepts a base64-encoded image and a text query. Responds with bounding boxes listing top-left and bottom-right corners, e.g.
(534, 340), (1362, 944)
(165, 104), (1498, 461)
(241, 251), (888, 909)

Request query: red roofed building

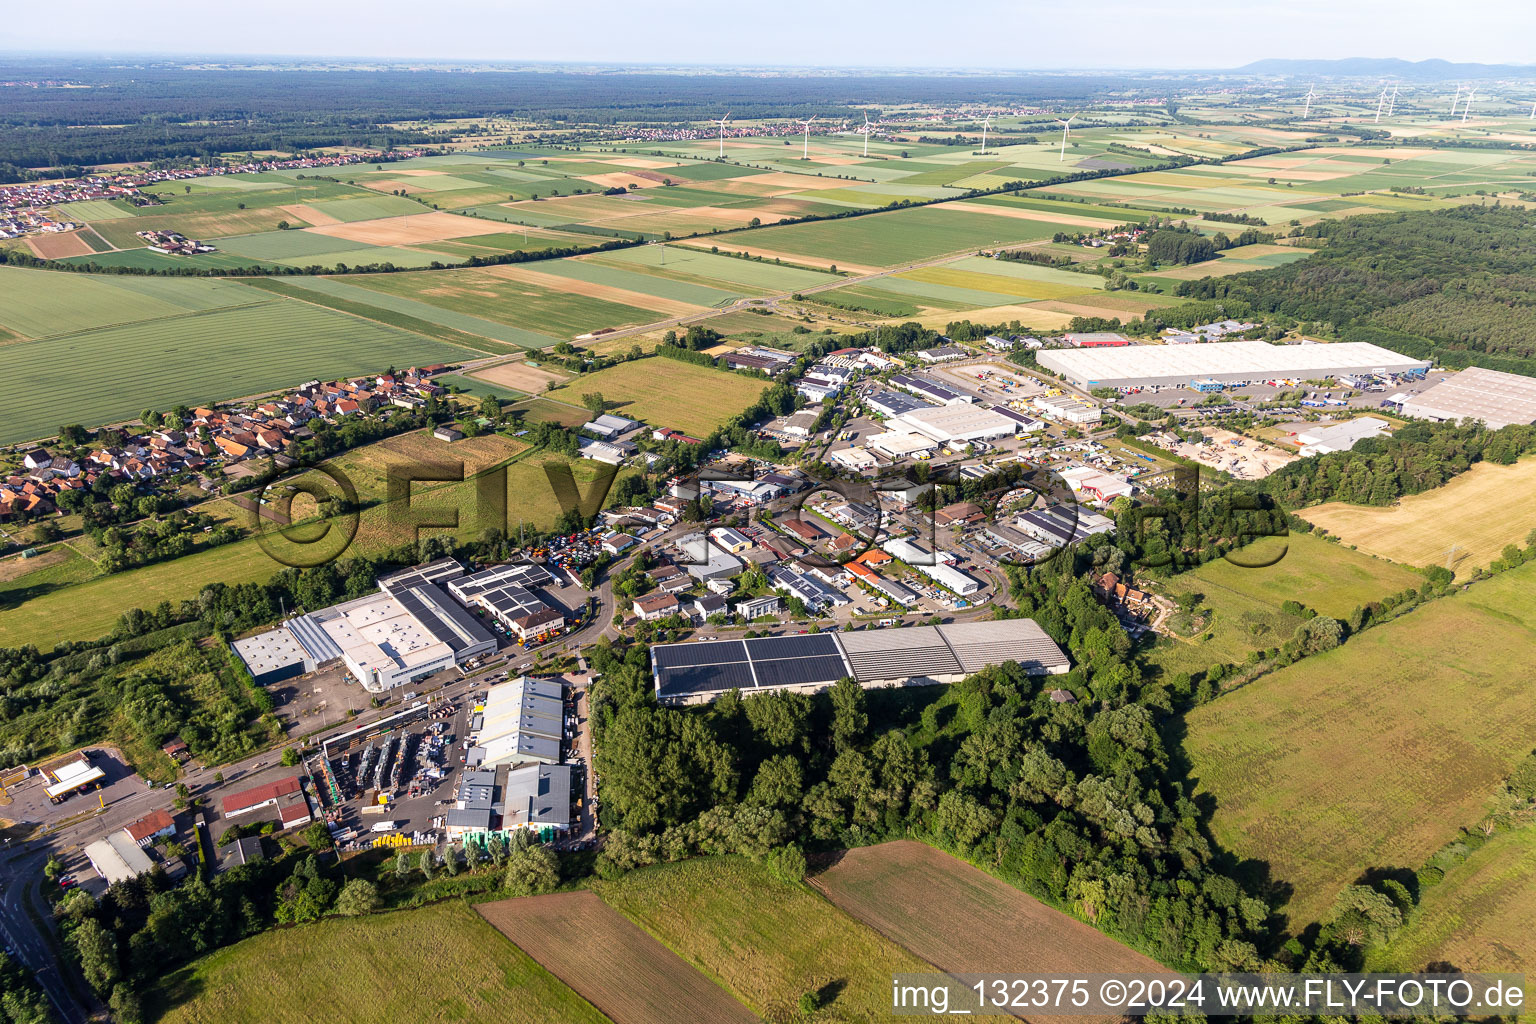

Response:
(222, 776), (310, 828)
(123, 809), (176, 847)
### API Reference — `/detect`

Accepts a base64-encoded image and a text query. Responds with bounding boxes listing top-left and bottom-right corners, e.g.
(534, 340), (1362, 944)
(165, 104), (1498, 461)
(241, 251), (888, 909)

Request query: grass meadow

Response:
(591, 855), (966, 1023)
(545, 358), (768, 436)
(1184, 561), (1536, 930)
(154, 900), (605, 1024)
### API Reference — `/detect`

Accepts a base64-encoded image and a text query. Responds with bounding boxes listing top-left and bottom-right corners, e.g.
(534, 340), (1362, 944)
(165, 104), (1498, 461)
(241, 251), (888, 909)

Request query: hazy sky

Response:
(8, 0), (1533, 68)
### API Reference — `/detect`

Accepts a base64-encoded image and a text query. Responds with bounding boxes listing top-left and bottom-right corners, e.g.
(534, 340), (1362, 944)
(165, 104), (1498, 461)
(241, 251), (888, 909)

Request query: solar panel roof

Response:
(658, 662), (756, 696)
(753, 655), (849, 689)
(651, 639), (747, 669)
(744, 633), (840, 661)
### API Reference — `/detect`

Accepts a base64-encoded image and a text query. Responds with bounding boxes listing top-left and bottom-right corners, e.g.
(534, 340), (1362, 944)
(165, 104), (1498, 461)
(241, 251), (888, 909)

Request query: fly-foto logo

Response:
(248, 457), (1286, 572)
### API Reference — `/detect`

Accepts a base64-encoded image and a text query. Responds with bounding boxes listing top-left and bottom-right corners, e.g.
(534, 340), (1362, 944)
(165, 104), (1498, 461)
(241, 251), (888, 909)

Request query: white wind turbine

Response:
(799, 116), (815, 159)
(1303, 83), (1317, 118)
(858, 110), (876, 157)
(1374, 85), (1389, 123)
(1056, 114), (1077, 162)
(1387, 83), (1399, 116)
(1449, 84), (1463, 118)
(1529, 100), (1535, 120)
(979, 113), (992, 155)
(1462, 86), (1477, 122)
(714, 112), (731, 157)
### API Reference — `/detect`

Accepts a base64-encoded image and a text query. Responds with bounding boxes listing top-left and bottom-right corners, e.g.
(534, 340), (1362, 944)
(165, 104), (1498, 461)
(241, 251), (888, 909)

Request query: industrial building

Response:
(892, 404), (1019, 444)
(583, 413), (641, 440)
(891, 373), (972, 405)
(311, 585), (496, 691)
(1295, 416), (1392, 456)
(652, 619), (1069, 703)
(85, 833), (156, 885)
(1032, 394), (1103, 425)
(233, 558), (570, 691)
(865, 389), (935, 419)
(882, 538), (982, 595)
(470, 676), (564, 768)
(1037, 340), (1430, 390)
(446, 763), (572, 841)
(992, 406), (1045, 433)
(231, 627), (312, 687)
(867, 430), (938, 459)
(221, 776), (312, 828)
(1399, 367), (1536, 431)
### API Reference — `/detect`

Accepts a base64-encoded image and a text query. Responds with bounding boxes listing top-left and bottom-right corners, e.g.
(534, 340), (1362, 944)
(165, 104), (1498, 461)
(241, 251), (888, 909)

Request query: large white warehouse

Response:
(1399, 367), (1536, 430)
(893, 404), (1019, 443)
(1036, 340), (1430, 389)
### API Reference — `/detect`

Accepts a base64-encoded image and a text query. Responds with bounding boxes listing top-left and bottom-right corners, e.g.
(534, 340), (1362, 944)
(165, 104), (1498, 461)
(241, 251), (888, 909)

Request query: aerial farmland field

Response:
(0, 266), (478, 444)
(545, 358), (767, 436)
(479, 891), (759, 1024)
(342, 265), (673, 339)
(154, 901), (605, 1024)
(1298, 458), (1536, 578)
(1185, 561), (1536, 930)
(811, 841), (1164, 979)
(727, 204), (1055, 267)
(591, 855), (1011, 1022)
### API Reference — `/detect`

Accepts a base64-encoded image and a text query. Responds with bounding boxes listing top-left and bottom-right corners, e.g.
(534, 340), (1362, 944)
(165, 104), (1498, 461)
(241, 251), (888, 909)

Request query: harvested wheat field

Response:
(472, 359), (571, 393)
(26, 230), (94, 259)
(308, 211), (490, 245)
(479, 891), (759, 1024)
(1298, 457), (1536, 578)
(283, 202), (335, 226)
(812, 842), (1165, 978)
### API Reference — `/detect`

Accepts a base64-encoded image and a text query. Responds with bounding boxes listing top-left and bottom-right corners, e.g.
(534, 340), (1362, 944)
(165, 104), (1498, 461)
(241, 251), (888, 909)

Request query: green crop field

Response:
(154, 900), (605, 1024)
(308, 195), (430, 221)
(0, 266), (257, 338)
(56, 248), (272, 272)
(215, 229), (388, 260)
(268, 275), (551, 349)
(56, 198), (134, 220)
(593, 244), (841, 292)
(537, 257), (740, 306)
(591, 856), (961, 1023)
(731, 205), (1054, 267)
(344, 267), (665, 339)
(0, 275), (477, 444)
(1185, 561), (1536, 931)
(547, 358), (766, 436)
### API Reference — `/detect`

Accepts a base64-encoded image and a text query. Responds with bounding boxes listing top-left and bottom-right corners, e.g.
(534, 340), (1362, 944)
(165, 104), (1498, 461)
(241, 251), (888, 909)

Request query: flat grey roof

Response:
(1038, 340), (1429, 387)
(1400, 367), (1536, 430)
(232, 627), (305, 677)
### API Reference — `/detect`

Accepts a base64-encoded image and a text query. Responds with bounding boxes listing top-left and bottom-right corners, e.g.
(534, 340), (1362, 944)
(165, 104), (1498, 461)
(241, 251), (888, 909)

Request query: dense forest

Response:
(1177, 205), (1536, 375)
(0, 59), (1167, 168)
